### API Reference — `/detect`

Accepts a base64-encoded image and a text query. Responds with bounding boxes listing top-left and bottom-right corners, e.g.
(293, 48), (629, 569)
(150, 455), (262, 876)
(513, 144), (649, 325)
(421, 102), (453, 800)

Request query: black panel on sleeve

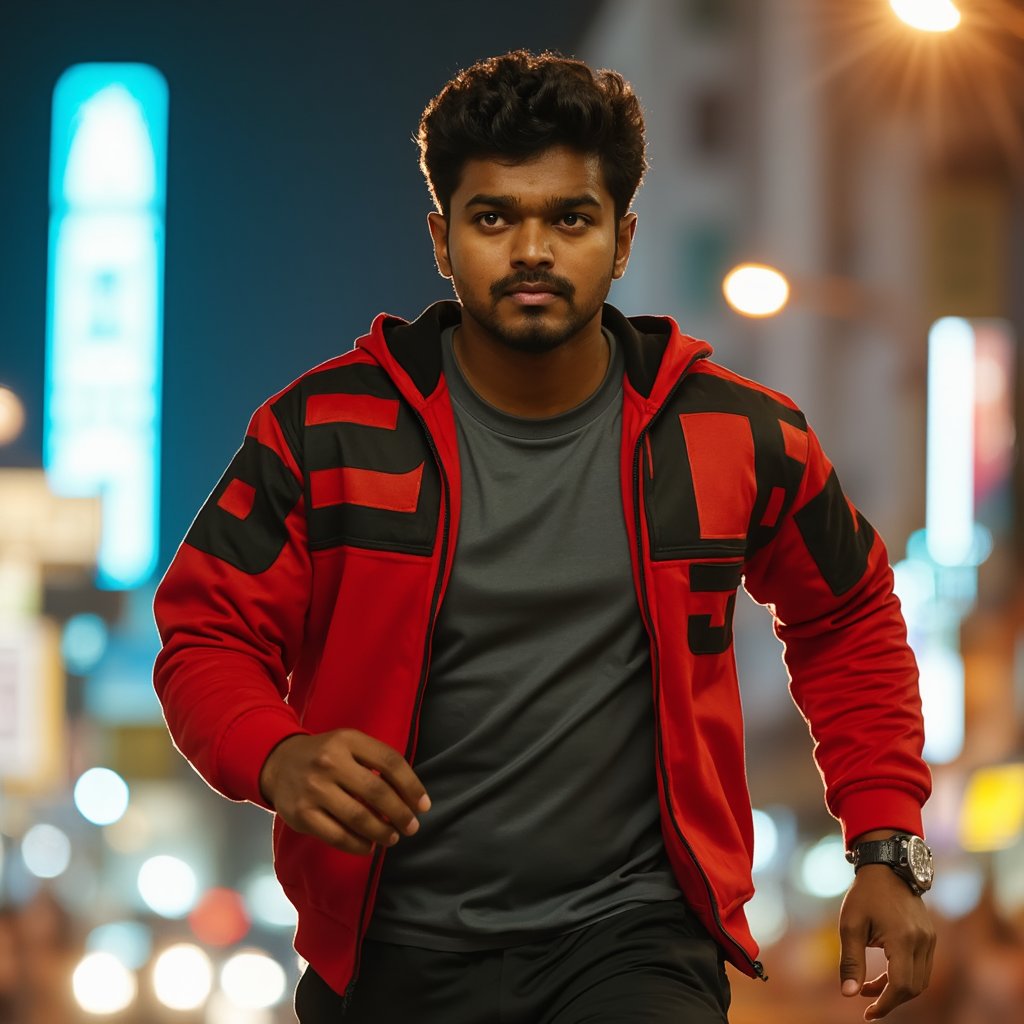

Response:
(645, 373), (807, 561)
(687, 561), (742, 655)
(185, 437), (302, 575)
(793, 468), (876, 597)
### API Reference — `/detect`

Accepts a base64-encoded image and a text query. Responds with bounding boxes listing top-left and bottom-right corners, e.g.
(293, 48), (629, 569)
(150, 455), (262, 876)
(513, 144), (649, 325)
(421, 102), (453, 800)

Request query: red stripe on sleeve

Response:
(305, 394), (399, 429)
(780, 420), (808, 464)
(310, 463), (424, 513)
(679, 413), (755, 540)
(217, 479), (257, 520)
(760, 486), (786, 528)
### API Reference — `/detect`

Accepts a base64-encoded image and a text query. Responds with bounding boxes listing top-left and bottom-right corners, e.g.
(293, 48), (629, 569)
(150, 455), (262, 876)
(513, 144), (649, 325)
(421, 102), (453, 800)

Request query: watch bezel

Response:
(905, 835), (934, 889)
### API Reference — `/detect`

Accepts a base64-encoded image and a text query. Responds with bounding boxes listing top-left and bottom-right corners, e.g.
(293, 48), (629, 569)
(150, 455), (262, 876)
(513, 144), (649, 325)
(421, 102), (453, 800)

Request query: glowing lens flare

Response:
(889, 0), (961, 32)
(722, 264), (790, 318)
(137, 855), (198, 917)
(152, 943), (213, 1010)
(220, 950), (287, 1009)
(72, 952), (137, 1014)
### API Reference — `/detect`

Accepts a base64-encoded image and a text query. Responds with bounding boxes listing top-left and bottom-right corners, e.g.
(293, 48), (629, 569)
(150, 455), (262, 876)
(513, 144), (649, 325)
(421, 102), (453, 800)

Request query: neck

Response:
(452, 313), (610, 418)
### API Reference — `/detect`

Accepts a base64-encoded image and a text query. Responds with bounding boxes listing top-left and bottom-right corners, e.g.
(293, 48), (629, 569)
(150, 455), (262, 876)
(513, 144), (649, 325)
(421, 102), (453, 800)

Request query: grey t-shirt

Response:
(364, 325), (681, 950)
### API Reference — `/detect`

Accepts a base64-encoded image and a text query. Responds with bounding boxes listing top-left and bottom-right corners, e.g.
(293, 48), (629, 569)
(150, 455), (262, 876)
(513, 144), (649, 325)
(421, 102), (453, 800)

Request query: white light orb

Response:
(72, 951), (137, 1014)
(745, 881), (789, 947)
(74, 767), (130, 826)
(22, 824), (72, 879)
(723, 263), (790, 318)
(206, 990), (273, 1024)
(137, 855), (198, 917)
(244, 870), (298, 928)
(751, 809), (780, 874)
(890, 0), (960, 32)
(798, 835), (855, 898)
(220, 950), (287, 1009)
(152, 943), (213, 1011)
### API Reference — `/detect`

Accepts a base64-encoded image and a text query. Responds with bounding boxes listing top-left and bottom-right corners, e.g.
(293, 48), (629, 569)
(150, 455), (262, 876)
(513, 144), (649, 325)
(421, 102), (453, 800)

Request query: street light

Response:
(722, 263), (790, 318)
(889, 0), (961, 32)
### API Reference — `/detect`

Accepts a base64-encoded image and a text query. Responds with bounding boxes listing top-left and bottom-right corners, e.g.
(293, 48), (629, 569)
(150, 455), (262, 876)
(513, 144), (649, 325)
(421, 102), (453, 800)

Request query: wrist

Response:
(259, 732), (305, 807)
(849, 828), (900, 849)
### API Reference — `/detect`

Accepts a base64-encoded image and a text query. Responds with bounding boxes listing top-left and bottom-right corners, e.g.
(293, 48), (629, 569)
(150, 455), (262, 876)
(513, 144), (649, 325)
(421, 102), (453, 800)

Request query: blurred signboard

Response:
(0, 618), (64, 792)
(45, 63), (168, 590)
(0, 469), (101, 566)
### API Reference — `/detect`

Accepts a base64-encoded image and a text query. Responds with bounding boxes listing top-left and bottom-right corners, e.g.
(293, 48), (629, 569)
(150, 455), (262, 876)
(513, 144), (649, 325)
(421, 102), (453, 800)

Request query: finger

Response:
(866, 951), (914, 1020)
(838, 916), (868, 997)
(305, 808), (376, 856)
(347, 731), (431, 815)
(860, 973), (887, 997)
(320, 783), (406, 847)
(346, 764), (424, 838)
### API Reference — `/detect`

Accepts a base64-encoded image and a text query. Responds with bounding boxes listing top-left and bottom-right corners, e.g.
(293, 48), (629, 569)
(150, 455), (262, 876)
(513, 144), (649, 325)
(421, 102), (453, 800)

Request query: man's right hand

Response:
(258, 730), (432, 856)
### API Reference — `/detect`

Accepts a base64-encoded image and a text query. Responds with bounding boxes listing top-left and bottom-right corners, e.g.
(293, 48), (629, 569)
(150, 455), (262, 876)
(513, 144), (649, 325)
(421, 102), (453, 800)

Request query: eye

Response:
(475, 212), (505, 227)
(559, 213), (589, 228)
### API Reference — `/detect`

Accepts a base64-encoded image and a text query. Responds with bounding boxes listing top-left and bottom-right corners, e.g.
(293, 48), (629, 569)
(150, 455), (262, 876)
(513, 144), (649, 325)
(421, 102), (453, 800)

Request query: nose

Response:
(510, 219), (553, 270)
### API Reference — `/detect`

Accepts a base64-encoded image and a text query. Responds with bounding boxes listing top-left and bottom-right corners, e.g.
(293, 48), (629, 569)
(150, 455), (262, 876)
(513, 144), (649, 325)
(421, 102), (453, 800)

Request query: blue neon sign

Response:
(45, 64), (168, 589)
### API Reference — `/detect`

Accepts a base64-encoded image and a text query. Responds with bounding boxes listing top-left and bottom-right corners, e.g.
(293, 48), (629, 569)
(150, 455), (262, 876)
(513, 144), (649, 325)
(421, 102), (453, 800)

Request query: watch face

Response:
(907, 836), (934, 887)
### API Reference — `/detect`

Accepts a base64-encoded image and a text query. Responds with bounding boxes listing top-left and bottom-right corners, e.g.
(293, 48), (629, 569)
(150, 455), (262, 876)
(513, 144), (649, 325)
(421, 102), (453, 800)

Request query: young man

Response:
(154, 51), (935, 1023)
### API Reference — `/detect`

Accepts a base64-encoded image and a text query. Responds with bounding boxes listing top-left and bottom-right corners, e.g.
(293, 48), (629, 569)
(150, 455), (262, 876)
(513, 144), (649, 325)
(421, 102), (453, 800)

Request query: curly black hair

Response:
(417, 50), (648, 222)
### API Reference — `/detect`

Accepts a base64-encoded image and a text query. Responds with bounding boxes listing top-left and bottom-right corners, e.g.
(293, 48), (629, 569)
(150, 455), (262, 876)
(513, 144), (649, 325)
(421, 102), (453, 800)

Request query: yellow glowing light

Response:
(959, 763), (1024, 852)
(889, 0), (961, 32)
(723, 263), (790, 318)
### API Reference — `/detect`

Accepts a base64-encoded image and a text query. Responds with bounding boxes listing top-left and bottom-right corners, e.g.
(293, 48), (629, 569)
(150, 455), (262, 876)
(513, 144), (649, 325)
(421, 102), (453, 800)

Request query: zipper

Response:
(341, 406), (453, 1013)
(631, 359), (768, 983)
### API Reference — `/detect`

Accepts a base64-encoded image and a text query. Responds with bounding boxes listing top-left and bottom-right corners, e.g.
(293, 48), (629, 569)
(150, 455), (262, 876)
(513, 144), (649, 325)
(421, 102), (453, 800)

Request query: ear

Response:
(612, 213), (638, 280)
(427, 211), (452, 279)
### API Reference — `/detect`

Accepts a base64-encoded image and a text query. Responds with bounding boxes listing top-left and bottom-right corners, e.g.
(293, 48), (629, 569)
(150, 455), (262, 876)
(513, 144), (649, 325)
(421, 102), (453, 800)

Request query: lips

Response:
(505, 283), (562, 305)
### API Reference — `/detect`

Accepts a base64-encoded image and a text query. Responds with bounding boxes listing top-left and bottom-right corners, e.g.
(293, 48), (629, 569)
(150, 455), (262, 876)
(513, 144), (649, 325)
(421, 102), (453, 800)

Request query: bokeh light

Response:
(74, 767), (130, 826)
(152, 943), (213, 1010)
(751, 809), (780, 874)
(86, 921), (152, 970)
(137, 854), (198, 917)
(889, 0), (960, 33)
(188, 887), (251, 946)
(207, 990), (273, 1024)
(744, 880), (788, 948)
(0, 386), (26, 445)
(61, 613), (109, 674)
(220, 950), (287, 1009)
(722, 263), (790, 318)
(72, 951), (137, 1015)
(244, 869), (298, 928)
(797, 835), (855, 898)
(22, 824), (72, 879)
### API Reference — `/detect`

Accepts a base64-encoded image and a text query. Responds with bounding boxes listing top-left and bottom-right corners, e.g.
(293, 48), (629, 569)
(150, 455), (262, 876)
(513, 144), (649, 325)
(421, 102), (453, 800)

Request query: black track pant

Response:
(294, 898), (732, 1023)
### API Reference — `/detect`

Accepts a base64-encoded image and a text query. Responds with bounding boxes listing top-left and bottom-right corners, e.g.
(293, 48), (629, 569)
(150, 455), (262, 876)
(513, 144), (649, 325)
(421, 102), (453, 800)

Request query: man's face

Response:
(427, 146), (636, 353)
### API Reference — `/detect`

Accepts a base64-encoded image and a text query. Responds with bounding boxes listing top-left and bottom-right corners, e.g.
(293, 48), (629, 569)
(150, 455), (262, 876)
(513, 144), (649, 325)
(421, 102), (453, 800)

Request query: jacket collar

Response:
(356, 300), (712, 410)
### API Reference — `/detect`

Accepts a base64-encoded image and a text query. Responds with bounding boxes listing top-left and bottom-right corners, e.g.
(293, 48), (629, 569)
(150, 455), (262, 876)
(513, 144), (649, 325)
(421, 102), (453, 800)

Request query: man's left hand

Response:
(838, 863), (936, 1020)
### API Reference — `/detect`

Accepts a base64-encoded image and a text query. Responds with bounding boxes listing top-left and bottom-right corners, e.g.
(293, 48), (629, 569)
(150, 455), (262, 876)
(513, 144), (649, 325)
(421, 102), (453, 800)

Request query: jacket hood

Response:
(355, 300), (712, 411)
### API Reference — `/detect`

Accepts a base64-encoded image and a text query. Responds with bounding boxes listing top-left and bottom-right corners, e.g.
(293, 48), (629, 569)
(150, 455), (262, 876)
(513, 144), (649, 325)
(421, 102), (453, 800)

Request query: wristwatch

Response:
(846, 833), (934, 895)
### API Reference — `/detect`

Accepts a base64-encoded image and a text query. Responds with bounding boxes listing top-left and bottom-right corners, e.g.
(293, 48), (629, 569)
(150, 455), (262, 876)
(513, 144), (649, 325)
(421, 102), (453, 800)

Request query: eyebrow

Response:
(463, 192), (603, 212)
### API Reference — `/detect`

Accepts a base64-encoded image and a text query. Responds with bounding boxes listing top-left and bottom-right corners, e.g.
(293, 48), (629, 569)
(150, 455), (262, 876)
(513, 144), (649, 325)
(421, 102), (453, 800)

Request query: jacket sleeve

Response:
(742, 423), (932, 846)
(153, 395), (312, 811)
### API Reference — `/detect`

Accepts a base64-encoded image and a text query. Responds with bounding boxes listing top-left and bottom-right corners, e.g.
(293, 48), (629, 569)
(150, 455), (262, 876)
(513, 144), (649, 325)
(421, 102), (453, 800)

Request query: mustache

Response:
(490, 272), (576, 302)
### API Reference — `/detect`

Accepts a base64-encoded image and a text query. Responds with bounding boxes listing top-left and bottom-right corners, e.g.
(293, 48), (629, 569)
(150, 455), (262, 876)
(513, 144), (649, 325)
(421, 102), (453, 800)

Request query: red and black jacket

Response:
(153, 300), (931, 999)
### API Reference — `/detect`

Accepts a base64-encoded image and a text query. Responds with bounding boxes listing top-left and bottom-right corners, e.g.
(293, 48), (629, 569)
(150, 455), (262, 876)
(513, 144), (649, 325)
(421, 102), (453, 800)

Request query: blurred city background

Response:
(1, 0), (1023, 1021)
